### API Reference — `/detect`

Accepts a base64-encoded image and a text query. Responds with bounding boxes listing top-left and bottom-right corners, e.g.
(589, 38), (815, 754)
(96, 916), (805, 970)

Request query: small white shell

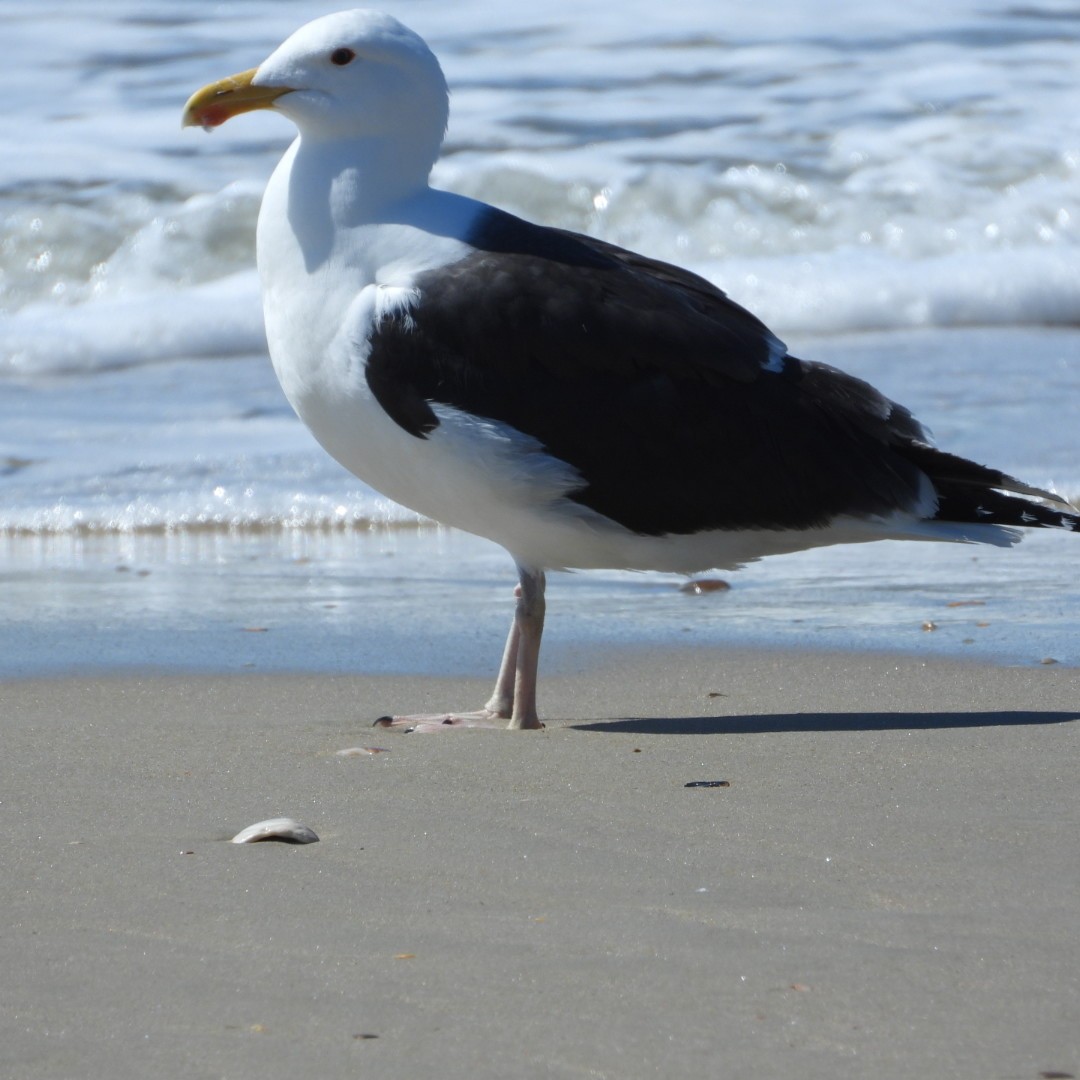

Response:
(230, 817), (319, 845)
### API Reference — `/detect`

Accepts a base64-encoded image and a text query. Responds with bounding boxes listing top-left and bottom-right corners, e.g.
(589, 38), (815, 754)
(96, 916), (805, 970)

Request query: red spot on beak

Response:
(199, 106), (230, 128)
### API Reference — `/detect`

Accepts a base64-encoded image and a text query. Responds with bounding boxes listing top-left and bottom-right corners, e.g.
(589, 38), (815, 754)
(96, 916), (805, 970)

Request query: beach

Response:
(3, 648), (1078, 1079)
(3, 1), (1080, 1075)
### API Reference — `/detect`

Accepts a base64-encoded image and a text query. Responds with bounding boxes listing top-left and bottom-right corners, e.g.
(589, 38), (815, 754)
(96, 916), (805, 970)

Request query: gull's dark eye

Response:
(330, 47), (356, 66)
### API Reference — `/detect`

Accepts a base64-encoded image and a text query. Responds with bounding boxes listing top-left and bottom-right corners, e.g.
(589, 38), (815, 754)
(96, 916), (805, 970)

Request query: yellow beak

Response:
(181, 68), (292, 130)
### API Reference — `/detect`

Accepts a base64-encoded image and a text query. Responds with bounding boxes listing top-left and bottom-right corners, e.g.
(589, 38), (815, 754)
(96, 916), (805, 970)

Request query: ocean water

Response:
(0, 0), (1077, 674)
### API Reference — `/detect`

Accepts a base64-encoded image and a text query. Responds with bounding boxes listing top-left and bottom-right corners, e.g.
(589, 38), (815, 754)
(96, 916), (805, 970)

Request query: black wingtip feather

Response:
(898, 441), (1079, 531)
(932, 484), (1080, 532)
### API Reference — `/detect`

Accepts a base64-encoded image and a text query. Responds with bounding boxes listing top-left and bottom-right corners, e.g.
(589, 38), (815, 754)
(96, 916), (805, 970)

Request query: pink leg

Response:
(506, 569), (545, 730)
(484, 596), (520, 719)
(372, 566), (546, 732)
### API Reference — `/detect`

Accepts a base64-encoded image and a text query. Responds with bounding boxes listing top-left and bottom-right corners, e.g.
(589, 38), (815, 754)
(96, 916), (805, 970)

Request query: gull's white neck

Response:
(285, 130), (437, 234)
(257, 127), (482, 281)
(255, 126), (483, 419)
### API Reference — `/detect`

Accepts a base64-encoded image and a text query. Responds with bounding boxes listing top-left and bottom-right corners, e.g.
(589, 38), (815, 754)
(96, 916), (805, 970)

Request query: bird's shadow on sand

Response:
(570, 711), (1079, 735)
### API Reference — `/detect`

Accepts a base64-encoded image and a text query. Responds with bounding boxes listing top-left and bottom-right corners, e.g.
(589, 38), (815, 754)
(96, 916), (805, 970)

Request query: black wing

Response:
(365, 207), (1073, 536)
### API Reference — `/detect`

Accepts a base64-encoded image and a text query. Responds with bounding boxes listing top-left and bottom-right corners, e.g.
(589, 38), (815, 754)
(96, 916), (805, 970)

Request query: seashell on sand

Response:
(230, 817), (319, 845)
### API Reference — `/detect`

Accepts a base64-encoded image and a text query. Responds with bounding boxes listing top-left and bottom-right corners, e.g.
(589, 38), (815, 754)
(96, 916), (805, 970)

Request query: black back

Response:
(365, 207), (1078, 537)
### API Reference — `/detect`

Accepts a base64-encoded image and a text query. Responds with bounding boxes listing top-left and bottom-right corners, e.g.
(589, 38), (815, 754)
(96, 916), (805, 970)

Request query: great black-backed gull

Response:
(182, 10), (1078, 730)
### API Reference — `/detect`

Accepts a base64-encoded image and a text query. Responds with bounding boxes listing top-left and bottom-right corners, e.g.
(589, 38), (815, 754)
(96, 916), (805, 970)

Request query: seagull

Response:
(183, 10), (1079, 730)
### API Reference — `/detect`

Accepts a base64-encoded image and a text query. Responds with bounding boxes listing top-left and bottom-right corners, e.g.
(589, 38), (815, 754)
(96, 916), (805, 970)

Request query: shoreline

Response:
(1, 523), (1077, 684)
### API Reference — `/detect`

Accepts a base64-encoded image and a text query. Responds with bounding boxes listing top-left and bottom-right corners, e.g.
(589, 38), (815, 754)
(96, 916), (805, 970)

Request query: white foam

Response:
(0, 271), (262, 375)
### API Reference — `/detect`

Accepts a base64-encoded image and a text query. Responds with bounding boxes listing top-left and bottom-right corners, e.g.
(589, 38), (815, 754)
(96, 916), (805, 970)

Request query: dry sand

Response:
(2, 647), (1078, 1079)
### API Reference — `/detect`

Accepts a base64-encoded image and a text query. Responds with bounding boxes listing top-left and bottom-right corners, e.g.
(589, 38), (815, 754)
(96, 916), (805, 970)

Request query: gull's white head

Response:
(183, 10), (449, 154)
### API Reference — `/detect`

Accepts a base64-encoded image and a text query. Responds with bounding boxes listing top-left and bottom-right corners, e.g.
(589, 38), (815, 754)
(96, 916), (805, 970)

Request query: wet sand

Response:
(2, 647), (1078, 1079)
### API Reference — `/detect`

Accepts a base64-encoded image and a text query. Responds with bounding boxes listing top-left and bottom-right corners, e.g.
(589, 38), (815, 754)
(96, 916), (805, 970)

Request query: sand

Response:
(1, 648), (1078, 1080)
